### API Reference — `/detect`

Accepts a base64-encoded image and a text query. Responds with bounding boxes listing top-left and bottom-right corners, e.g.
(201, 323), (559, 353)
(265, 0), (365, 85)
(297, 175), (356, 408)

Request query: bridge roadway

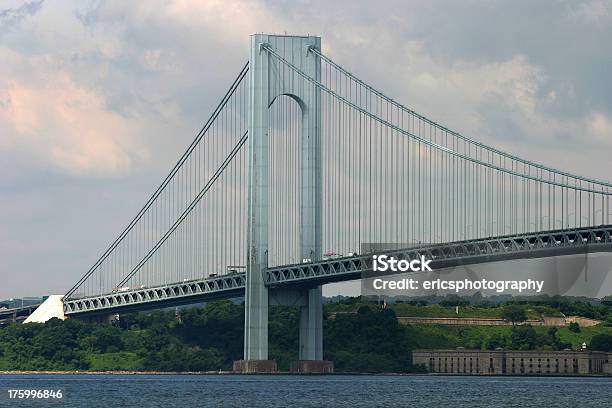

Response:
(0, 303), (42, 325)
(63, 225), (612, 317)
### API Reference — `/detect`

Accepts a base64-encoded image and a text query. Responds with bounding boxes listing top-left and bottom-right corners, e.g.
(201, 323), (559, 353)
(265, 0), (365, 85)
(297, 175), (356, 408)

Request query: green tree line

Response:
(0, 301), (418, 373)
(2, 299), (612, 372)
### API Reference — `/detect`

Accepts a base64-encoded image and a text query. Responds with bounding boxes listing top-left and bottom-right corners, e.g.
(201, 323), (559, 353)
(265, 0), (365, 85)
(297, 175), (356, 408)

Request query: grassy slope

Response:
(327, 301), (608, 351)
(87, 352), (144, 371)
(406, 323), (612, 350)
(556, 325), (612, 348)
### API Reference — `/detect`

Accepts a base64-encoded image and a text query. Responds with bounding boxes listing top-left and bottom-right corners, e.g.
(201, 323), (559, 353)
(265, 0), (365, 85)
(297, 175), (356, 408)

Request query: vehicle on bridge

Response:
(323, 251), (342, 260)
(112, 286), (130, 293)
(227, 266), (246, 274)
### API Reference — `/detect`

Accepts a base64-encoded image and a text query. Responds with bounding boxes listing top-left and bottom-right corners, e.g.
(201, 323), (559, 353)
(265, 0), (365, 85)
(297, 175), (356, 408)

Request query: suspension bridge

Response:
(30, 34), (612, 372)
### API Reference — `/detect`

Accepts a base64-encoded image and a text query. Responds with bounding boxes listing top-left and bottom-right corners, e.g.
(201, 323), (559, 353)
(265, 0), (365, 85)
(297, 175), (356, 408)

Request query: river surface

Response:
(1, 374), (611, 407)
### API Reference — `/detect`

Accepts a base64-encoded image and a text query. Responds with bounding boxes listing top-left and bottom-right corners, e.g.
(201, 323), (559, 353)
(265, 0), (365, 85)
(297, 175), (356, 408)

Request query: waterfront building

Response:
(413, 349), (612, 375)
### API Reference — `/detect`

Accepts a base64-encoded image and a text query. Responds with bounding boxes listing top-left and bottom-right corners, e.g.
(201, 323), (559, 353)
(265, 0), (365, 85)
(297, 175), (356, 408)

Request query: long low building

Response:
(413, 349), (612, 375)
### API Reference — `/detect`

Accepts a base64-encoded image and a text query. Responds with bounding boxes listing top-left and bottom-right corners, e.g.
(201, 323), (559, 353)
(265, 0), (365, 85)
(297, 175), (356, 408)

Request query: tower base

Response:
(233, 360), (277, 373)
(290, 360), (334, 374)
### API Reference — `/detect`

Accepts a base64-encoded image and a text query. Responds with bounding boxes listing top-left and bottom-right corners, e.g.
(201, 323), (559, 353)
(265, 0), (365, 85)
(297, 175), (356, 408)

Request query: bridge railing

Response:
(64, 224), (612, 315)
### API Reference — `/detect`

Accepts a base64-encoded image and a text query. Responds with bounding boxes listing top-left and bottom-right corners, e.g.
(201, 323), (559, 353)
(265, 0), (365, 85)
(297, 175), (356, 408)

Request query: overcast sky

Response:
(1, 0), (612, 299)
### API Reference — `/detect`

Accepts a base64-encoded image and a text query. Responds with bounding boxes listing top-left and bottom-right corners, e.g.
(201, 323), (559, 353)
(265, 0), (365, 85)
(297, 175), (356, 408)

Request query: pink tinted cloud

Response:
(0, 48), (147, 177)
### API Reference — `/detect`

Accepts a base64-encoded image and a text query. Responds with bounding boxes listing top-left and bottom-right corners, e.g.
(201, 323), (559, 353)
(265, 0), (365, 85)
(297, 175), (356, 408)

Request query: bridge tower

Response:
(234, 34), (331, 373)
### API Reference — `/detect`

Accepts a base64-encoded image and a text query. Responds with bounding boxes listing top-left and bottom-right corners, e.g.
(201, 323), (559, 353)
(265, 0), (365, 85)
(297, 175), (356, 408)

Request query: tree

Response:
(510, 325), (537, 350)
(91, 326), (124, 352)
(440, 295), (469, 307)
(325, 306), (412, 373)
(568, 322), (581, 333)
(484, 333), (506, 350)
(501, 305), (527, 325)
(590, 334), (612, 352)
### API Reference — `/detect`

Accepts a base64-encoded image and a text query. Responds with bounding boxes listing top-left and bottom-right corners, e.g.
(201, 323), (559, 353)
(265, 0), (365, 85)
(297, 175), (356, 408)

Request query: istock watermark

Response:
(360, 242), (612, 298)
(368, 252), (543, 294)
(372, 254), (433, 272)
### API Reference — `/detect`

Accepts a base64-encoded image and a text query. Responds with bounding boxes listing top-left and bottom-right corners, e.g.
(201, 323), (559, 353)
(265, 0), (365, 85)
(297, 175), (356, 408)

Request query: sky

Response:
(1, 0), (612, 299)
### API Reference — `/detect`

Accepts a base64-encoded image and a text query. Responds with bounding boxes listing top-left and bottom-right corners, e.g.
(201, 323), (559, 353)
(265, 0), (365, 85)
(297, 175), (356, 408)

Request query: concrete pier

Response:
(290, 360), (334, 374)
(233, 360), (277, 373)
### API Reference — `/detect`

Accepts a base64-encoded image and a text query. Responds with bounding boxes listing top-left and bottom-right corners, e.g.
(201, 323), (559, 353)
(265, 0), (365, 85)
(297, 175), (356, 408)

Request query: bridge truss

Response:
(65, 224), (612, 316)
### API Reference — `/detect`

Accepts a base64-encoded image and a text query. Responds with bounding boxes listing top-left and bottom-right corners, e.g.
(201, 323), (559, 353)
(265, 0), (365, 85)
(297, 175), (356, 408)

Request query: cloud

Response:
(1, 0), (612, 298)
(589, 112), (612, 145)
(0, 0), (44, 32)
(375, 42), (546, 142)
(568, 0), (610, 22)
(0, 48), (148, 177)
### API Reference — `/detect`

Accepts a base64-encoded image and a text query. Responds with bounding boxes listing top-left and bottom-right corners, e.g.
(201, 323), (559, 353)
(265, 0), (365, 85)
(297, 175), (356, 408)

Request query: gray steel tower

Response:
(234, 34), (331, 373)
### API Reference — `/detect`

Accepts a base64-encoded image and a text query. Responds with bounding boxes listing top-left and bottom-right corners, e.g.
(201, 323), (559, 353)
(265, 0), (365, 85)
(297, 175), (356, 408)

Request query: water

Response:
(1, 374), (612, 407)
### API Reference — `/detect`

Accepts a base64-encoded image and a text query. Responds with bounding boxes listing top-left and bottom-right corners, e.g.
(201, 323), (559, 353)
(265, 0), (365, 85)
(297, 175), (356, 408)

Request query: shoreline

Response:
(0, 371), (236, 375)
(0, 370), (389, 376)
(1, 370), (611, 377)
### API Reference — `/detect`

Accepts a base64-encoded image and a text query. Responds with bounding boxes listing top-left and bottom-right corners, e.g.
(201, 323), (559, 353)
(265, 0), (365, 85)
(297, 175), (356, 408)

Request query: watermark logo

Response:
(360, 242), (610, 298)
(366, 250), (545, 295)
(372, 254), (433, 272)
